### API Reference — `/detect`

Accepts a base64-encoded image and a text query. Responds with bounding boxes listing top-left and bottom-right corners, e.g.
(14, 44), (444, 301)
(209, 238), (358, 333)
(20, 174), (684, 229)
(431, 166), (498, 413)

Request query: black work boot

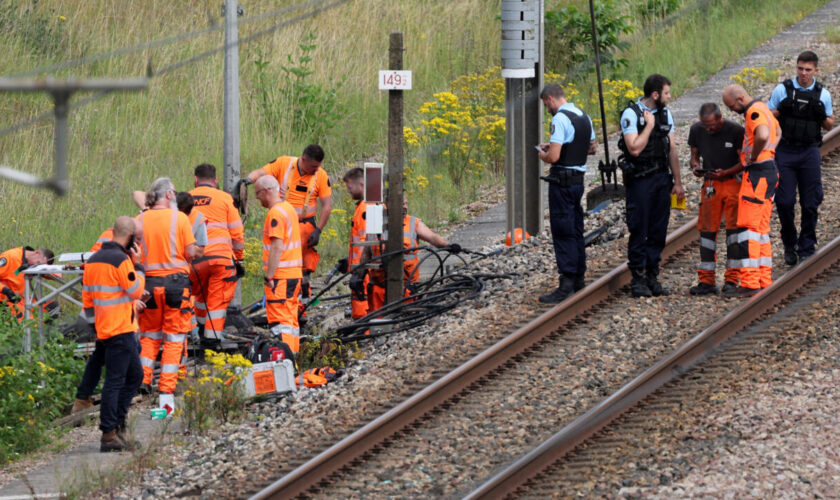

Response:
(100, 429), (125, 453)
(539, 275), (575, 304)
(573, 275), (585, 291)
(630, 269), (653, 298)
(689, 282), (718, 295)
(784, 246), (798, 266)
(646, 268), (669, 296)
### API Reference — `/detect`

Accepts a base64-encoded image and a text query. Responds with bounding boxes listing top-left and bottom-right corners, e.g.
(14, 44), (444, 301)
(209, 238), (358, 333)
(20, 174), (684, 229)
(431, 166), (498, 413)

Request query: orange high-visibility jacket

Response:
(82, 241), (146, 339)
(136, 208), (196, 277)
(0, 246), (32, 300)
(262, 156), (332, 220)
(349, 201), (372, 267)
(189, 185), (245, 260)
(742, 101), (781, 164)
(368, 215), (420, 284)
(262, 201), (303, 280)
(90, 227), (114, 253)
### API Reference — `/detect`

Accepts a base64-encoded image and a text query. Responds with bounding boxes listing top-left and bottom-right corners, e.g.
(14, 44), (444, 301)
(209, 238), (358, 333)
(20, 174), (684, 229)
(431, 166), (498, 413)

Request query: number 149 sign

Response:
(378, 70), (412, 90)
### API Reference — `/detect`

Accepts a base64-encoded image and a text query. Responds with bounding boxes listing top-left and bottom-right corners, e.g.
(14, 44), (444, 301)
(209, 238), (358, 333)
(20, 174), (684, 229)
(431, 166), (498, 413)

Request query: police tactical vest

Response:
(777, 79), (826, 147)
(617, 101), (671, 167)
(554, 109), (592, 167)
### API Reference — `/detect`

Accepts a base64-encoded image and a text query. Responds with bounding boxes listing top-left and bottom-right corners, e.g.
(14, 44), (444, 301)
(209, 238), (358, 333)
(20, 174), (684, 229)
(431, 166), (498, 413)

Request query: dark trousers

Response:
(99, 333), (143, 433)
(625, 171), (673, 270)
(76, 340), (105, 399)
(548, 181), (585, 277)
(775, 144), (822, 257)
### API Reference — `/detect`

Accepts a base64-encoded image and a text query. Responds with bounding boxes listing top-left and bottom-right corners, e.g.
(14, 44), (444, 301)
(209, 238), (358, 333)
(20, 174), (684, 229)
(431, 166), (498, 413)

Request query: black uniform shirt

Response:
(687, 119), (745, 171)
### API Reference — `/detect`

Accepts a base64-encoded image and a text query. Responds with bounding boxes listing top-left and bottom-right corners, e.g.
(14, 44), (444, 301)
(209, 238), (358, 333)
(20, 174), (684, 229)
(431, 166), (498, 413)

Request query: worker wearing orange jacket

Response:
(135, 178), (200, 402)
(245, 144), (332, 306)
(0, 246), (54, 320)
(90, 227), (115, 253)
(188, 163), (245, 340)
(342, 167), (373, 319)
(360, 196), (459, 312)
(81, 216), (147, 452)
(720, 85), (781, 296)
(255, 175), (304, 352)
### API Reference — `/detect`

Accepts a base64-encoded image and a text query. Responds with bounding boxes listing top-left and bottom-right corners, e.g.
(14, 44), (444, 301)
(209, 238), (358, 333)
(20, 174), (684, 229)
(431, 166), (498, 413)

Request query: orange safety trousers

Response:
(351, 274), (370, 319)
(367, 282), (412, 315)
(190, 257), (236, 335)
(138, 275), (193, 393)
(266, 278), (302, 353)
(735, 161), (779, 290)
(697, 177), (741, 286)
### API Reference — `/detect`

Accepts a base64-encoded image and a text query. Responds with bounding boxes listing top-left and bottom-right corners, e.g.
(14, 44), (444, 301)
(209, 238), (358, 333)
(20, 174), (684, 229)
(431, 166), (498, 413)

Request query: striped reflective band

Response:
(161, 364), (180, 373)
(93, 296), (134, 307)
(140, 331), (163, 340)
(207, 309), (227, 319)
(140, 357), (156, 368)
(164, 333), (186, 343)
(698, 262), (716, 271)
(83, 284), (122, 293)
(125, 279), (142, 296)
(270, 324), (300, 336)
(699, 237), (716, 250)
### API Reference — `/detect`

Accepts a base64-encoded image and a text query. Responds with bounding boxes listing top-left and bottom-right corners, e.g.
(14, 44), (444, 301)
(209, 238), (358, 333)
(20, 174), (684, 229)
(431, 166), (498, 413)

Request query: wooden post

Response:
(385, 32), (405, 304)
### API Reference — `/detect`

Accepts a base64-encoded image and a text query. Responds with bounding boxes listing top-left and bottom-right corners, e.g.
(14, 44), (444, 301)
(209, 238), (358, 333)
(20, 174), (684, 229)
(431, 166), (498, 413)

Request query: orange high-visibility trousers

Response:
(351, 274), (370, 319)
(190, 257), (236, 335)
(735, 161), (779, 290)
(697, 177), (741, 286)
(266, 278), (302, 353)
(138, 277), (192, 393)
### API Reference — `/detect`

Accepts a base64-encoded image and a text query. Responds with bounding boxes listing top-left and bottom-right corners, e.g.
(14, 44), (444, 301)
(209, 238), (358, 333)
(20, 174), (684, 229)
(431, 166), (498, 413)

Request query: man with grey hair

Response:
(135, 177), (200, 411)
(688, 103), (745, 296)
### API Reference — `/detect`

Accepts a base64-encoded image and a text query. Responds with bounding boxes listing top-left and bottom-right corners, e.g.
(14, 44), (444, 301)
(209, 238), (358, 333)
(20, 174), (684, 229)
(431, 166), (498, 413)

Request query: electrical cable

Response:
(0, 0), (353, 140)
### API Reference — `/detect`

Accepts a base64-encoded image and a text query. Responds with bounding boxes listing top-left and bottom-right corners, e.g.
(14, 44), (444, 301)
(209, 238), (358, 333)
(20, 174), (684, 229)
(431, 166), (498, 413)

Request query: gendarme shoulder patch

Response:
(621, 118), (631, 129)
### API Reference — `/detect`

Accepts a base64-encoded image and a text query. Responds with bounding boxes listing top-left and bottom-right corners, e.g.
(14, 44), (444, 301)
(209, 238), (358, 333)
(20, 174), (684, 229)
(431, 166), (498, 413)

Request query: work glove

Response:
(2, 287), (20, 303)
(234, 260), (245, 278)
(336, 258), (349, 274)
(348, 272), (366, 294)
(448, 243), (463, 254)
(307, 227), (322, 247)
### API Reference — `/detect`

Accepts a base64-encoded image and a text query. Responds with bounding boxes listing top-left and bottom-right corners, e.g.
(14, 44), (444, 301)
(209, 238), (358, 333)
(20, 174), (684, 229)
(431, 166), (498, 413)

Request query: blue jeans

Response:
(99, 333), (143, 433)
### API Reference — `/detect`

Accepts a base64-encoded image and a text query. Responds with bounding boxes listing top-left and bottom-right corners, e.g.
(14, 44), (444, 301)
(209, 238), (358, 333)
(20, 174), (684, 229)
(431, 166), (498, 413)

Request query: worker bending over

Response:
(255, 176), (304, 353)
(0, 246), (54, 320)
(135, 178), (200, 408)
(359, 196), (460, 312)
(720, 84), (781, 297)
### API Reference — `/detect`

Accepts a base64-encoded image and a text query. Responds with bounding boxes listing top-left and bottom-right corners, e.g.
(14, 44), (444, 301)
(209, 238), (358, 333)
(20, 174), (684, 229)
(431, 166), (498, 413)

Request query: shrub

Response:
(179, 350), (251, 434)
(0, 308), (83, 463)
(729, 66), (781, 97)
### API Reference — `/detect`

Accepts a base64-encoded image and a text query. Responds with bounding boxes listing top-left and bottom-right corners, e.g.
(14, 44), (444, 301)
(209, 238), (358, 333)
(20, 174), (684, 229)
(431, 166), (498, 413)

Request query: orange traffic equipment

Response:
(505, 228), (531, 246)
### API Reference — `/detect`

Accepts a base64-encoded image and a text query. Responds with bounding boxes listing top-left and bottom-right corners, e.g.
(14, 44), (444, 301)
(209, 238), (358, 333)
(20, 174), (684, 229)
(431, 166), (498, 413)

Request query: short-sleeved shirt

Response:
(549, 103), (596, 172)
(262, 201), (303, 280)
(620, 99), (674, 136)
(262, 156), (332, 220)
(742, 101), (781, 164)
(136, 208), (196, 277)
(768, 79), (833, 115)
(687, 119), (745, 171)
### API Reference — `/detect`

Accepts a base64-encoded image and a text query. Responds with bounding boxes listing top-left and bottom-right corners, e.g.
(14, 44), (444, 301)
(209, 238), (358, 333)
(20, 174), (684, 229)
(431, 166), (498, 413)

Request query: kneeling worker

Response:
(255, 176), (304, 353)
(0, 246), (54, 320)
(360, 196), (460, 313)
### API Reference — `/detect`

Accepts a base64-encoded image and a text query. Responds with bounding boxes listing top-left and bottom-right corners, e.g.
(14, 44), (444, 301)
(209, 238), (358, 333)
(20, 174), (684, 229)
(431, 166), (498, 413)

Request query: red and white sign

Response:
(379, 70), (412, 90)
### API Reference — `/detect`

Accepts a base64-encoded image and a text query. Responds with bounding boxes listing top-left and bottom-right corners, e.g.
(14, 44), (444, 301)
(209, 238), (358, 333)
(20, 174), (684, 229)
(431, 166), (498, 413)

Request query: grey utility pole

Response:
(385, 32), (406, 305)
(223, 0), (244, 311)
(0, 77), (147, 195)
(501, 0), (544, 240)
(223, 0), (243, 193)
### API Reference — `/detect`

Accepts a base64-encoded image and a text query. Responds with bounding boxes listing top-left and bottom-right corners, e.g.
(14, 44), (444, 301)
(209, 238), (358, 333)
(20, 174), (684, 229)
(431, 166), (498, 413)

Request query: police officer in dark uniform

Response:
(537, 83), (596, 303)
(618, 74), (685, 297)
(768, 50), (835, 265)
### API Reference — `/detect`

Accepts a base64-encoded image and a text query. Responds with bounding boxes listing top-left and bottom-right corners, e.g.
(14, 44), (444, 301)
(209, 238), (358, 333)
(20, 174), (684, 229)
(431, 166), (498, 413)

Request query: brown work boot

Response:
(116, 423), (140, 452)
(71, 397), (94, 414)
(100, 429), (125, 453)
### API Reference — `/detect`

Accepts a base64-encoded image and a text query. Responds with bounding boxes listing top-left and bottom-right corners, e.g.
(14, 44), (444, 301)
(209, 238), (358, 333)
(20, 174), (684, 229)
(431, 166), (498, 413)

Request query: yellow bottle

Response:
(671, 193), (686, 210)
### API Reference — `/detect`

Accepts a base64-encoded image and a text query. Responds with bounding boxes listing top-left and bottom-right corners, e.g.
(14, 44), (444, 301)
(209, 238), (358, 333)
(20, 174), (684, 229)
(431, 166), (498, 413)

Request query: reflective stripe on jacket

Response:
(137, 208), (196, 277)
(189, 185), (246, 260)
(82, 241), (146, 339)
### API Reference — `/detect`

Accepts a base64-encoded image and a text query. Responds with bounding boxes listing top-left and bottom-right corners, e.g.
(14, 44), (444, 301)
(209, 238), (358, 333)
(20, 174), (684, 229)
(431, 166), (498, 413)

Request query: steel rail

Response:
(249, 218), (698, 499)
(462, 125), (840, 500)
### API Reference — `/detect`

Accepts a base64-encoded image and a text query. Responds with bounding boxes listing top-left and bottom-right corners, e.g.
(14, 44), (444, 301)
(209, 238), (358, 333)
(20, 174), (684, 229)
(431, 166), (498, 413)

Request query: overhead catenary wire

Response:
(0, 0), (353, 140)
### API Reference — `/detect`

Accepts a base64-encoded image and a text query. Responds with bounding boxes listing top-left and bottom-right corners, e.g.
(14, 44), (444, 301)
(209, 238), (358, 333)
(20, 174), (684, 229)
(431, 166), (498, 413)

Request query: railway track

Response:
(247, 128), (840, 499)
